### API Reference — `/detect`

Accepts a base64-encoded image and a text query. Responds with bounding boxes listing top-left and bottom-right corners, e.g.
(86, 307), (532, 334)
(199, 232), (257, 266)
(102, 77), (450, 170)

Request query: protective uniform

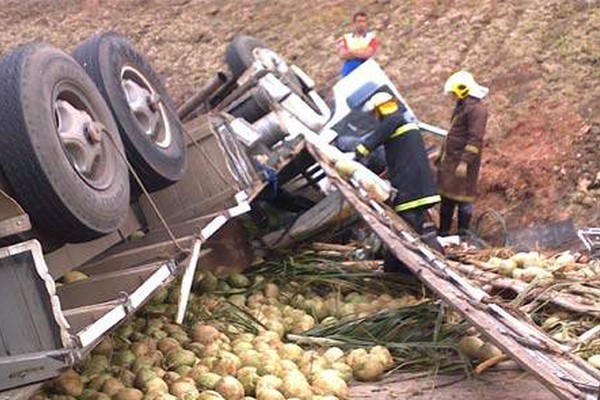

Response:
(438, 71), (489, 236)
(355, 93), (440, 234)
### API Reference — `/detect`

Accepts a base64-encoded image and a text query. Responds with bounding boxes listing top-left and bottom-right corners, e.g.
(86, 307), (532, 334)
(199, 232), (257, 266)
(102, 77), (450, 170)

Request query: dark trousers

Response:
(398, 208), (425, 234)
(439, 196), (474, 236)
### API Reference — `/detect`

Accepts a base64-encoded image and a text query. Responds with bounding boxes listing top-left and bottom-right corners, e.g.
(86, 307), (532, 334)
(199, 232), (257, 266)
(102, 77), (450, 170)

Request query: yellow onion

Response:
(55, 370), (84, 397)
(588, 355), (600, 369)
(213, 351), (241, 376)
(236, 366), (259, 395)
(281, 371), (312, 399)
(158, 338), (181, 354)
(322, 347), (344, 365)
(278, 343), (304, 362)
(215, 376), (245, 400)
(197, 390), (225, 400)
(353, 354), (384, 382)
(164, 349), (196, 370)
(331, 362), (353, 383)
(345, 348), (367, 369)
(196, 372), (221, 390)
(192, 324), (221, 345)
(311, 369), (348, 398)
(227, 274), (251, 289)
(62, 270), (89, 284)
(476, 343), (502, 360)
(256, 388), (285, 400)
(114, 388), (144, 400)
(169, 378), (199, 399)
(369, 346), (393, 369)
(101, 377), (124, 396)
(256, 375), (282, 391)
(143, 392), (177, 400)
(458, 336), (485, 360)
(263, 283), (279, 299)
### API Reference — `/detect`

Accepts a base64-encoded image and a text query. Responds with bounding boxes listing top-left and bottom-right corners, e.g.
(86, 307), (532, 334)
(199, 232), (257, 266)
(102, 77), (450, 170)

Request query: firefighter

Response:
(354, 92), (440, 234)
(437, 71), (489, 238)
(337, 11), (380, 77)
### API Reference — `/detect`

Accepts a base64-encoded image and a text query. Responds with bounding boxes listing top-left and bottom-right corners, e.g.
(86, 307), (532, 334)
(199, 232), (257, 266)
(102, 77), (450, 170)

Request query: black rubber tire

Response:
(0, 43), (130, 242)
(226, 35), (301, 87)
(73, 31), (186, 192)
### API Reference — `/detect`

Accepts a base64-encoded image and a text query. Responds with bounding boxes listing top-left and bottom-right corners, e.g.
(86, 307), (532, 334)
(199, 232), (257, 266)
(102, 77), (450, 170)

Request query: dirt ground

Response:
(351, 369), (558, 399)
(1, 0), (599, 231)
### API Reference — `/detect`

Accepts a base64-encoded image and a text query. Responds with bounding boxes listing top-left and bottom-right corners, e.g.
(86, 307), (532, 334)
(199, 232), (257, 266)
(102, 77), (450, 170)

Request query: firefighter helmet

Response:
(444, 70), (489, 99)
(364, 91), (398, 116)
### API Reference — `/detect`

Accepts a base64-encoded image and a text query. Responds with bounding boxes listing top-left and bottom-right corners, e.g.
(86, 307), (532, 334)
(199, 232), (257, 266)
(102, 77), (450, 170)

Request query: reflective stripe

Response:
(394, 195), (441, 212)
(356, 144), (370, 156)
(389, 123), (419, 140)
(465, 144), (480, 154)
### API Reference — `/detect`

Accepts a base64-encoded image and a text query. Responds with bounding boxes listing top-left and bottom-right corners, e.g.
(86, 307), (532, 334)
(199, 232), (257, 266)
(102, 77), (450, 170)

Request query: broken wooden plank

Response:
(262, 190), (356, 248)
(309, 144), (600, 400)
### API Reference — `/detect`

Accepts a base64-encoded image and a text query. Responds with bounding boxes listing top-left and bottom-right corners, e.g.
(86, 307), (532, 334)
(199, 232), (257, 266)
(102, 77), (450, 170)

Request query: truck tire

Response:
(226, 35), (300, 86)
(0, 43), (130, 242)
(73, 31), (187, 192)
(226, 35), (321, 119)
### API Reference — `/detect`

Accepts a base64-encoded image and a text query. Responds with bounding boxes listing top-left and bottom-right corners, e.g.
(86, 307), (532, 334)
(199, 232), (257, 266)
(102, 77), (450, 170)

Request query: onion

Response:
(256, 388), (285, 400)
(197, 271), (219, 293)
(588, 355), (600, 369)
(62, 270), (89, 284)
(263, 283), (280, 299)
(80, 390), (112, 400)
(281, 371), (312, 399)
(476, 343), (502, 360)
(520, 266), (552, 282)
(164, 349), (196, 370)
(87, 374), (111, 391)
(256, 375), (282, 391)
(162, 372), (181, 385)
(55, 370), (84, 397)
(101, 377), (124, 396)
(192, 324), (221, 345)
(345, 348), (367, 369)
(114, 350), (137, 367)
(311, 369), (348, 398)
(353, 354), (384, 382)
(247, 293), (266, 309)
(369, 346), (393, 369)
(292, 315), (315, 333)
(278, 343), (304, 362)
(228, 294), (247, 308)
(239, 349), (262, 368)
(143, 392), (177, 400)
(196, 372), (221, 390)
(280, 359), (299, 373)
(215, 376), (245, 400)
(323, 347), (344, 365)
(119, 369), (137, 387)
(114, 388), (144, 400)
(92, 337), (114, 358)
(158, 338), (181, 354)
(498, 259), (518, 276)
(227, 274), (251, 288)
(458, 336), (485, 359)
(169, 378), (199, 399)
(213, 352), (242, 376)
(331, 362), (353, 383)
(197, 390), (226, 400)
(236, 366), (259, 395)
(83, 354), (109, 375)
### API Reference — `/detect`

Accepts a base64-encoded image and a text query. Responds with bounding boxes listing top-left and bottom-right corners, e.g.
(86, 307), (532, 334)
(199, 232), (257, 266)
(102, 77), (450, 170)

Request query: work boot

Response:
(457, 202), (473, 239)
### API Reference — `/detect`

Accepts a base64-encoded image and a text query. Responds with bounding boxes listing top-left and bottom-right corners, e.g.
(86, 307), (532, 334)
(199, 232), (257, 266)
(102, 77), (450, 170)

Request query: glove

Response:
(455, 161), (468, 178)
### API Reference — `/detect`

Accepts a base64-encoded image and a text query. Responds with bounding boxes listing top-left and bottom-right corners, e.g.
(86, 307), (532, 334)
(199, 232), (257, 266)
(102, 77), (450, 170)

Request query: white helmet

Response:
(443, 70), (489, 99)
(364, 91), (395, 112)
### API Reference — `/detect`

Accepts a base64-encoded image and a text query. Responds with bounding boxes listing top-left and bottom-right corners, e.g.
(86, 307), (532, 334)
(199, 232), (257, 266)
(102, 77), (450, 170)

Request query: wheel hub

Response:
(54, 99), (110, 189)
(120, 66), (172, 149)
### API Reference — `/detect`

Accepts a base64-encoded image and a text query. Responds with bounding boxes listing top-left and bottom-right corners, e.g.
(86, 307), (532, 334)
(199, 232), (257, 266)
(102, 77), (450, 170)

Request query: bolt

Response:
(147, 93), (161, 112)
(84, 121), (104, 144)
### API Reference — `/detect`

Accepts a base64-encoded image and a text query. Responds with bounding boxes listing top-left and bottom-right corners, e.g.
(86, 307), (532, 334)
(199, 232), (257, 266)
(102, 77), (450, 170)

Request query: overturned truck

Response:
(0, 33), (598, 400)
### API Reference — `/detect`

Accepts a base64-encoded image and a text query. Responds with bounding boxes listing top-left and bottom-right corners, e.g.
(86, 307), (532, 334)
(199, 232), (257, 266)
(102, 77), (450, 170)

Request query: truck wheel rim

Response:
(252, 47), (290, 75)
(120, 65), (172, 149)
(54, 87), (114, 190)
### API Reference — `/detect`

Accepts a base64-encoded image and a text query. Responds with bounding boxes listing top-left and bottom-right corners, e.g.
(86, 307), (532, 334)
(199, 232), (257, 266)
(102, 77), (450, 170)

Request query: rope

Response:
(102, 128), (188, 254)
